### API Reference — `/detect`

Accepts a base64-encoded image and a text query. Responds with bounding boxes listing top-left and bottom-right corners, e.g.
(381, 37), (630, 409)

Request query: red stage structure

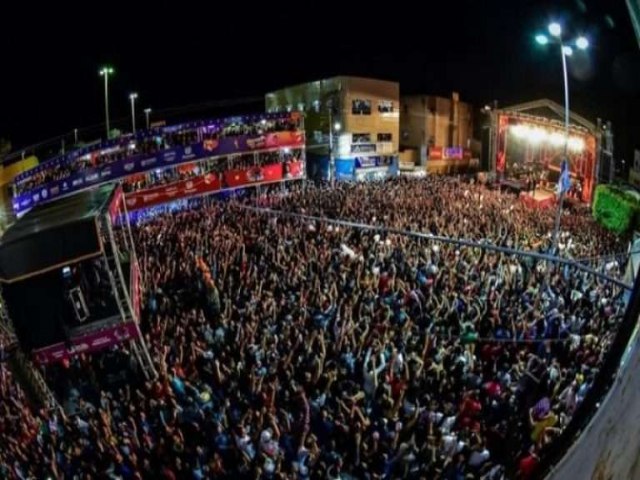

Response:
(493, 99), (598, 207)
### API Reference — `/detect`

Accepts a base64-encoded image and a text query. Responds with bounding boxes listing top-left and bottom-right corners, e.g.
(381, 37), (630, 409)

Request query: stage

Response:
(519, 189), (557, 209)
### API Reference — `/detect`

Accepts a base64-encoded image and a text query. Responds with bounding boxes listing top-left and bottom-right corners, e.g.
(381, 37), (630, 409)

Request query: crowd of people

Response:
(14, 116), (301, 196)
(0, 176), (630, 479)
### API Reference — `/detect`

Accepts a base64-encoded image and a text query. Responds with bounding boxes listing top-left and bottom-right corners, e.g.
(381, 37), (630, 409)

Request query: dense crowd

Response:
(0, 177), (629, 479)
(14, 117), (301, 196)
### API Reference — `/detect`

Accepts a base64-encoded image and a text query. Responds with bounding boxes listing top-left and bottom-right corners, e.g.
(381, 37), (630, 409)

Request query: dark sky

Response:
(1, 0), (639, 159)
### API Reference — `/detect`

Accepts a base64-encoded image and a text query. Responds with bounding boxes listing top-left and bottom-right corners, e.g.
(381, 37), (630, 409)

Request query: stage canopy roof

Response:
(0, 184), (116, 283)
(500, 99), (596, 133)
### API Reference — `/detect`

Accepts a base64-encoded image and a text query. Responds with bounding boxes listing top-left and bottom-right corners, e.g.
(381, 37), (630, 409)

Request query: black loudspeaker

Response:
(3, 269), (69, 351)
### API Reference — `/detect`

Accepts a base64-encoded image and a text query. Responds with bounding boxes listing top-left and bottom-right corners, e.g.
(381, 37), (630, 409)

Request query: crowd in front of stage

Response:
(0, 176), (628, 480)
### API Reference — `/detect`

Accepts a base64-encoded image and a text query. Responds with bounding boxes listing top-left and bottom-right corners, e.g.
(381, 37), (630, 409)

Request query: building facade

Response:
(400, 92), (475, 173)
(265, 76), (400, 181)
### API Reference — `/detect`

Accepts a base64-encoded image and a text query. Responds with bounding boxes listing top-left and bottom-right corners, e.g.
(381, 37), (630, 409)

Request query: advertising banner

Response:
(14, 112), (299, 184)
(284, 160), (304, 178)
(224, 163), (284, 188)
(125, 173), (221, 211)
(444, 147), (464, 159)
(356, 157), (378, 168)
(13, 131), (305, 214)
(33, 321), (141, 365)
(336, 159), (356, 181)
(125, 161), (297, 211)
(429, 146), (443, 160)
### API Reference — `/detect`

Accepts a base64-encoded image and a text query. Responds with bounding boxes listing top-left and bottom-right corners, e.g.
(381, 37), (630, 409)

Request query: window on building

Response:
(378, 100), (394, 113)
(377, 133), (392, 142)
(352, 133), (371, 144)
(352, 99), (371, 115)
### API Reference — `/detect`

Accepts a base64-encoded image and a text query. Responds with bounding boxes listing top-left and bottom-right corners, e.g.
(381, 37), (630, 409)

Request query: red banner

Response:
(125, 161), (301, 211)
(224, 163), (284, 187)
(125, 173), (221, 210)
(245, 131), (305, 150)
(285, 160), (304, 178)
(33, 321), (141, 365)
(429, 146), (443, 160)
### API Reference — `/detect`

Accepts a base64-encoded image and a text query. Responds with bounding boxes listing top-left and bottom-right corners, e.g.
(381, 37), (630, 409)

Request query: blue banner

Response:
(13, 131), (305, 214)
(13, 112), (296, 184)
(336, 159), (356, 181)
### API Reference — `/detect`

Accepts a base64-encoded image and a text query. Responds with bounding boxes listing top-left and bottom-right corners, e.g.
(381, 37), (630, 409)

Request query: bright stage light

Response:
(510, 124), (528, 138)
(568, 137), (585, 151)
(549, 131), (565, 146)
(528, 127), (548, 144)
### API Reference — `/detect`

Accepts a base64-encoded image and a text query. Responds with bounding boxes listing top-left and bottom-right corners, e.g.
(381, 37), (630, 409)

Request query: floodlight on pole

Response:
(548, 22), (562, 37)
(144, 108), (152, 130)
(334, 122), (342, 132)
(129, 93), (138, 133)
(576, 36), (589, 50)
(531, 22), (591, 254)
(535, 34), (549, 45)
(99, 66), (115, 138)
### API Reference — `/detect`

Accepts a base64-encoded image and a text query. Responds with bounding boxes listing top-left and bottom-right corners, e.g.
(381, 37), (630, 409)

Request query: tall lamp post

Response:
(144, 108), (152, 130)
(99, 66), (115, 138)
(328, 117), (341, 185)
(129, 93), (139, 134)
(535, 23), (589, 253)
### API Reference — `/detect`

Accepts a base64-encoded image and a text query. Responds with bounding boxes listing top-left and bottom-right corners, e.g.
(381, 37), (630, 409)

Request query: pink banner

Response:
(33, 321), (141, 365)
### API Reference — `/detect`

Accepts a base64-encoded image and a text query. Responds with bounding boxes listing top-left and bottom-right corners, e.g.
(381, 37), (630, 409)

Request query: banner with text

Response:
(13, 131), (305, 214)
(33, 321), (141, 365)
(124, 161), (304, 211)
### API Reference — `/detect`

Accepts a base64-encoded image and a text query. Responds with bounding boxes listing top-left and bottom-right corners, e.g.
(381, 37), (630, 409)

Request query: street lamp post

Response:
(535, 23), (589, 254)
(144, 108), (152, 130)
(129, 93), (139, 134)
(99, 66), (115, 138)
(328, 112), (341, 185)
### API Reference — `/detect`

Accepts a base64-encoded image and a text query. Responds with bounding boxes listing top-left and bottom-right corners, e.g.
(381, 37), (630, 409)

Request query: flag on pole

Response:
(558, 159), (571, 194)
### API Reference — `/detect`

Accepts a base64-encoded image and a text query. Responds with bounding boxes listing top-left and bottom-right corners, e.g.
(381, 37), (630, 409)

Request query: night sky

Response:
(1, 0), (638, 159)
